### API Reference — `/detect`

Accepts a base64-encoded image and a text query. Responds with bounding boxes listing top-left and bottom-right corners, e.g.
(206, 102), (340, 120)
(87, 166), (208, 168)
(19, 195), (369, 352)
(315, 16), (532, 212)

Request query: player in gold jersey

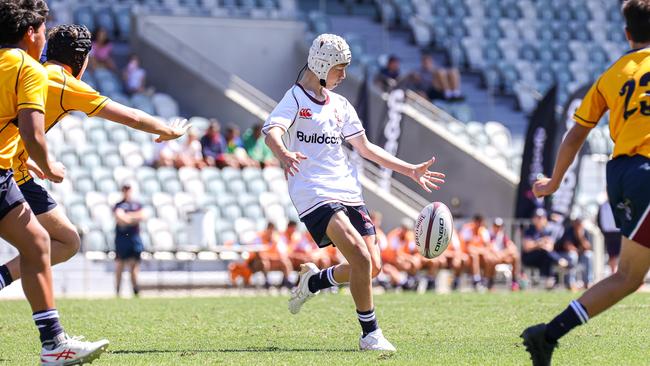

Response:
(521, 1), (650, 365)
(0, 24), (188, 300)
(0, 1), (111, 364)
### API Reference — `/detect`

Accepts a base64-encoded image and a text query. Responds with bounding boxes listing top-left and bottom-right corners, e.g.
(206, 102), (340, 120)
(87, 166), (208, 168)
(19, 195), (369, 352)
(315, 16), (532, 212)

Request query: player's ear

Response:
(624, 27), (632, 43)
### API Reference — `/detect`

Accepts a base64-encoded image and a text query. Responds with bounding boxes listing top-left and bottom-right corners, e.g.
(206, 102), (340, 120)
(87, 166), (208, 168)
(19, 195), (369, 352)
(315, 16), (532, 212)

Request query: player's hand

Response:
(155, 118), (191, 142)
(280, 150), (307, 179)
(409, 156), (445, 193)
(532, 177), (560, 198)
(25, 158), (46, 179)
(44, 161), (66, 183)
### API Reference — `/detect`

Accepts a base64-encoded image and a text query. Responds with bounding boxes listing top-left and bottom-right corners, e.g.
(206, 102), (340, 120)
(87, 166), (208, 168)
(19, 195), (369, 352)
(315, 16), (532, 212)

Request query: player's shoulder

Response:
(18, 51), (47, 78)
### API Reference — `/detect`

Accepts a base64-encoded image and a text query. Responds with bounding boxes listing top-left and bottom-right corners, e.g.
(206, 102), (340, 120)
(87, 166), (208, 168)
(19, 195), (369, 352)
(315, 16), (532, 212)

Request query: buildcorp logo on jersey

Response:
(297, 131), (342, 144)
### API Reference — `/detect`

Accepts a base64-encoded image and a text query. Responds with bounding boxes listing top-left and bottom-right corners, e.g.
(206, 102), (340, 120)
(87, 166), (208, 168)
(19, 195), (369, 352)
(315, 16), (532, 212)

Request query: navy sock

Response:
(307, 266), (339, 293)
(0, 264), (13, 289)
(545, 300), (589, 343)
(33, 309), (64, 347)
(357, 308), (379, 337)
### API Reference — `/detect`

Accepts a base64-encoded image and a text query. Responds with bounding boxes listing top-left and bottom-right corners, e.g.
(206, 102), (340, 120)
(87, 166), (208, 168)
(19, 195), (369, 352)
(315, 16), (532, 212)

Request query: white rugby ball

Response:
(414, 202), (453, 259)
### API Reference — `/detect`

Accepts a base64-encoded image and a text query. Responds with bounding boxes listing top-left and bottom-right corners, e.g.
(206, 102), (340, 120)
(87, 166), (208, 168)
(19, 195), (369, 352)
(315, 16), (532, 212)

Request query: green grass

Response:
(0, 292), (648, 365)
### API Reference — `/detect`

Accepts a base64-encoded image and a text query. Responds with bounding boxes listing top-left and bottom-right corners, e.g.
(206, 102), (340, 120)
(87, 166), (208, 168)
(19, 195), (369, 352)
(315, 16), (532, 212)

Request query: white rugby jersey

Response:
(262, 84), (365, 218)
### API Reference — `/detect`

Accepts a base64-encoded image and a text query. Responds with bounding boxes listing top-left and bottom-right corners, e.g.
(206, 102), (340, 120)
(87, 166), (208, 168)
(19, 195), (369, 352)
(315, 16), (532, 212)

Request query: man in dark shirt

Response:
(522, 209), (567, 288)
(200, 119), (238, 168)
(556, 218), (593, 289)
(113, 183), (144, 297)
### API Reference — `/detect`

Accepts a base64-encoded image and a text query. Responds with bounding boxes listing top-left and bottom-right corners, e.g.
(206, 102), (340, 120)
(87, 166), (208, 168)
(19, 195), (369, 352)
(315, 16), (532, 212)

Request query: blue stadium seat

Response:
(74, 6), (96, 31)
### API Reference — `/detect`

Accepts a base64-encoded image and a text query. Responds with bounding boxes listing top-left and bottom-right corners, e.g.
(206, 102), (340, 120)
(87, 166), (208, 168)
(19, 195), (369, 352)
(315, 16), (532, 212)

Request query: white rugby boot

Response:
(288, 262), (320, 314)
(40, 333), (109, 365)
(359, 329), (397, 352)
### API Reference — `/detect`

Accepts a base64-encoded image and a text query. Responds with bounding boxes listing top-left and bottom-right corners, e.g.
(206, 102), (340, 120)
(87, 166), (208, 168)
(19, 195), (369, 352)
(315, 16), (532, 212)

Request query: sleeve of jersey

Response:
(573, 78), (607, 128)
(341, 100), (365, 140)
(66, 78), (110, 117)
(17, 62), (47, 113)
(262, 89), (297, 135)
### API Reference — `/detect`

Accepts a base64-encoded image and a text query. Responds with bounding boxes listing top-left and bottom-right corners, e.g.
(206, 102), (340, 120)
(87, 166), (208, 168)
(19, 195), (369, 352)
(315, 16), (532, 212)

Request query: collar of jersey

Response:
(625, 45), (650, 55)
(295, 83), (329, 105)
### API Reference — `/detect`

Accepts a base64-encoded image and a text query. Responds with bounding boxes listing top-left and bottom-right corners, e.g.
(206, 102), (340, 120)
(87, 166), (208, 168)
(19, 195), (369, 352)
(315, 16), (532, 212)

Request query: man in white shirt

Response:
(263, 33), (446, 352)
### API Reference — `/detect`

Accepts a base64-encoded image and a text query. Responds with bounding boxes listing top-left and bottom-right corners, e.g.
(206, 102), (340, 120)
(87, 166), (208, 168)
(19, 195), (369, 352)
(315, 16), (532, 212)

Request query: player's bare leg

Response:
(577, 237), (649, 317)
(2, 207), (79, 283)
(0, 204), (54, 311)
(129, 259), (140, 296)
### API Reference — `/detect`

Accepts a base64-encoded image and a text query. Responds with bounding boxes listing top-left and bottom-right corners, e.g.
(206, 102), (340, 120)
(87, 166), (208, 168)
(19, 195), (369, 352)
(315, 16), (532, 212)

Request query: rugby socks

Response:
(33, 309), (64, 348)
(0, 264), (12, 290)
(357, 308), (379, 337)
(545, 300), (589, 343)
(307, 265), (340, 293)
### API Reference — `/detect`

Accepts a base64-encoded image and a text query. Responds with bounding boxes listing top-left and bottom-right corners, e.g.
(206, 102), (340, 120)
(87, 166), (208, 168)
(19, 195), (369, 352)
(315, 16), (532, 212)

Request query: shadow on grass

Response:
(111, 346), (357, 355)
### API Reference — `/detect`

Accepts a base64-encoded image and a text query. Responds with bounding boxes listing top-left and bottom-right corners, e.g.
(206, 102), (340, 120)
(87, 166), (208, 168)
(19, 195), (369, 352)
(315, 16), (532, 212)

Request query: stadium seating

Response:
(46, 114), (297, 256)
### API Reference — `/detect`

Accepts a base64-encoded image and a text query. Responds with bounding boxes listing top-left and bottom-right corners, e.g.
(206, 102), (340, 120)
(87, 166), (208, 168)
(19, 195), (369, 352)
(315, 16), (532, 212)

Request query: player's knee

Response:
(349, 243), (371, 272)
(27, 226), (51, 261)
(59, 228), (81, 259)
(371, 260), (382, 278)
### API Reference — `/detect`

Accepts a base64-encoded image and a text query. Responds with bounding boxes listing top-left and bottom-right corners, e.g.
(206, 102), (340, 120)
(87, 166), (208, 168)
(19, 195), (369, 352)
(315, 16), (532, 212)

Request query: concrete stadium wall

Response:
(138, 16), (305, 102)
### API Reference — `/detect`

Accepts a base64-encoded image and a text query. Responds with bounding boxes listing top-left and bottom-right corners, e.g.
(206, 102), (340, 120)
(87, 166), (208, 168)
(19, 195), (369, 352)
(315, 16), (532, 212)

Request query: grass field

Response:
(0, 291), (648, 365)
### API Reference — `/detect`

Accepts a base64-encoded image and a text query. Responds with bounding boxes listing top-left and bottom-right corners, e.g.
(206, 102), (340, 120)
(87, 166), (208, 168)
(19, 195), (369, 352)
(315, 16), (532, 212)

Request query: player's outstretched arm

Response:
(347, 134), (445, 192)
(533, 124), (591, 198)
(96, 101), (190, 142)
(264, 126), (307, 179)
(18, 109), (65, 183)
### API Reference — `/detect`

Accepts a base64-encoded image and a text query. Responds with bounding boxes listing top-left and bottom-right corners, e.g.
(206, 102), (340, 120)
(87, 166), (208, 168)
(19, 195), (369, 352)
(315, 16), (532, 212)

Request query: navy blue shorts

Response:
(606, 155), (650, 249)
(300, 202), (376, 248)
(115, 235), (144, 261)
(0, 169), (26, 220)
(19, 179), (57, 216)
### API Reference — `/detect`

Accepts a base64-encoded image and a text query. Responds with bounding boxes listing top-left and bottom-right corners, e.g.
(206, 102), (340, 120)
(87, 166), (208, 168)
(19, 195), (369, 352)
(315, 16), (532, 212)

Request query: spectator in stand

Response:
(460, 214), (493, 289)
(521, 208), (567, 289)
(556, 218), (593, 289)
(439, 228), (470, 291)
(375, 55), (402, 91)
(200, 120), (239, 168)
(90, 27), (116, 71)
(243, 123), (279, 167)
(153, 139), (179, 168)
(175, 128), (205, 169)
(123, 54), (146, 95)
(370, 211), (399, 288)
(113, 183), (144, 297)
(487, 217), (521, 291)
(597, 195), (621, 274)
(224, 124), (259, 168)
(248, 222), (293, 288)
(385, 218), (420, 290)
(287, 222), (332, 271)
(412, 53), (464, 102)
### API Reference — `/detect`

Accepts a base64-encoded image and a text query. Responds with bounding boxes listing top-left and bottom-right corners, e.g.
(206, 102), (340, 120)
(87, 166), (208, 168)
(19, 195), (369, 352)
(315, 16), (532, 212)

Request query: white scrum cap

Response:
(308, 33), (351, 86)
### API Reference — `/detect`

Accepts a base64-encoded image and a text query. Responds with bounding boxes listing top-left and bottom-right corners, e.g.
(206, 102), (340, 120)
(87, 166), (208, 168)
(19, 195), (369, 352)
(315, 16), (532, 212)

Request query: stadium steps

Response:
(325, 14), (529, 136)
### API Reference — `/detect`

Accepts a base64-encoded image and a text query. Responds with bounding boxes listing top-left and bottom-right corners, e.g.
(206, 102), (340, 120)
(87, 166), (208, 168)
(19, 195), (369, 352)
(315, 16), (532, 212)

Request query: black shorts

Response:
(0, 169), (26, 220)
(115, 234), (144, 261)
(19, 179), (57, 216)
(300, 202), (376, 248)
(606, 155), (650, 248)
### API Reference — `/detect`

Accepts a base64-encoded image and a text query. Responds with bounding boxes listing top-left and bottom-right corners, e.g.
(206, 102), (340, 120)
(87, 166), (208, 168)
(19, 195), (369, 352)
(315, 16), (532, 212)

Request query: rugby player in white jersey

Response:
(263, 34), (446, 351)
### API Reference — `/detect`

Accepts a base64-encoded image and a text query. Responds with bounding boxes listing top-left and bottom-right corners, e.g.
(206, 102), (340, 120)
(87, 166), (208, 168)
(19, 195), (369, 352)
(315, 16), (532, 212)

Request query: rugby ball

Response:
(414, 202), (453, 259)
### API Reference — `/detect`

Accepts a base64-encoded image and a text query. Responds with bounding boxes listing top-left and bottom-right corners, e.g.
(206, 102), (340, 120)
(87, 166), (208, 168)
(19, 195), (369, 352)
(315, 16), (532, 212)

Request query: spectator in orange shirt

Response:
(386, 218), (420, 290)
(286, 220), (332, 270)
(460, 214), (493, 289)
(487, 217), (521, 291)
(371, 211), (401, 288)
(248, 222), (292, 288)
(438, 228), (470, 290)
